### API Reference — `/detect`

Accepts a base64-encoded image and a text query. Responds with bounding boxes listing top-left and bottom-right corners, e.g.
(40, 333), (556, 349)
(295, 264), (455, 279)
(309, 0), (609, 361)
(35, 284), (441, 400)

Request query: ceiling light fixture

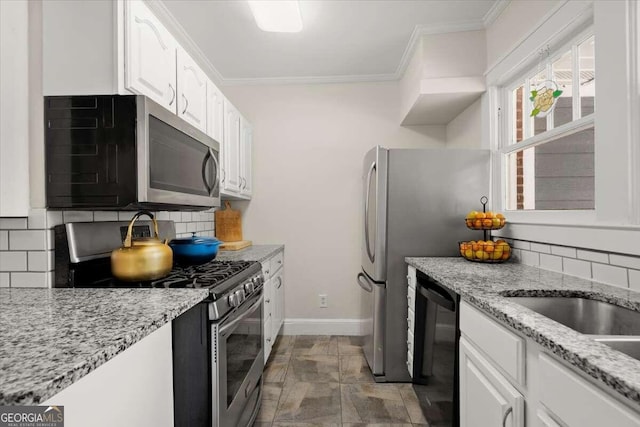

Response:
(248, 0), (303, 33)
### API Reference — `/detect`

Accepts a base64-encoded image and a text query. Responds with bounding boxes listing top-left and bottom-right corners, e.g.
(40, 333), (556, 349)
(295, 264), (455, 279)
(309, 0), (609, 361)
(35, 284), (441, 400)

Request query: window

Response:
(500, 32), (595, 211)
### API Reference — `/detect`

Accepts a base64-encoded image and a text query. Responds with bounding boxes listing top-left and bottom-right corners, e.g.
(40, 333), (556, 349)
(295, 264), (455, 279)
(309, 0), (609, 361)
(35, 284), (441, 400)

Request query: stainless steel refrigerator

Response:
(356, 146), (490, 382)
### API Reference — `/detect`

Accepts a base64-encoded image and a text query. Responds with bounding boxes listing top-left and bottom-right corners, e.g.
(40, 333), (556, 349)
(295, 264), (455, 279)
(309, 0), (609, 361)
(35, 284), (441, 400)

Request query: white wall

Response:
(224, 82), (446, 320)
(446, 98), (482, 148)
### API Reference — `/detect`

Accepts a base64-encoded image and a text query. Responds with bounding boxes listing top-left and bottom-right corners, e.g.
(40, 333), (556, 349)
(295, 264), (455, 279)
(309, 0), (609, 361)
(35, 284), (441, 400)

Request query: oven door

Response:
(137, 96), (221, 208)
(213, 292), (264, 427)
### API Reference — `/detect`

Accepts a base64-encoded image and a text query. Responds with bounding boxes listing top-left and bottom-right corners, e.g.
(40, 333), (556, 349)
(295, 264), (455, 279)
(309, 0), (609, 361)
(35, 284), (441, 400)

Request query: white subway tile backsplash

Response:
(629, 270), (640, 292)
(46, 211), (63, 228)
(0, 252), (27, 271)
(47, 230), (55, 251)
(197, 222), (206, 232)
(540, 254), (562, 272)
(28, 251), (51, 272)
(187, 222), (197, 233)
(170, 212), (182, 222)
(117, 211), (136, 221)
(156, 211), (171, 220)
(510, 248), (521, 261)
(9, 230), (47, 250)
(28, 208), (47, 229)
(175, 223), (186, 234)
(10, 272), (48, 288)
(592, 263), (628, 288)
(0, 231), (7, 250)
(520, 250), (539, 267)
(562, 258), (592, 280)
(577, 249), (609, 264)
(551, 245), (577, 258)
(512, 240), (530, 250)
(530, 243), (551, 254)
(94, 211), (119, 221)
(0, 272), (9, 287)
(63, 211), (94, 223)
(181, 212), (192, 222)
(0, 218), (27, 229)
(609, 254), (640, 270)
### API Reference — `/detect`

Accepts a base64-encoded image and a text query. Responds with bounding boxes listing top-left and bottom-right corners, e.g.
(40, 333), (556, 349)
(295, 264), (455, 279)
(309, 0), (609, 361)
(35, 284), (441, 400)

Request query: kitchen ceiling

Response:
(161, 0), (499, 84)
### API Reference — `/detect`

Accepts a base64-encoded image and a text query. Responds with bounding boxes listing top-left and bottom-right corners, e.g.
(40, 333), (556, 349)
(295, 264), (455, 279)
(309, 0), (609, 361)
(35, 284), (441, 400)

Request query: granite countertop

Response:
(0, 288), (210, 405)
(406, 257), (640, 406)
(217, 244), (284, 263)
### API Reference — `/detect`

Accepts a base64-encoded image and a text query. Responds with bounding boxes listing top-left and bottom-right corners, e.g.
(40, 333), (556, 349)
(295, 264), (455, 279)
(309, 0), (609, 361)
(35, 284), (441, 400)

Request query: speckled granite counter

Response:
(406, 257), (640, 405)
(217, 244), (284, 263)
(0, 288), (210, 405)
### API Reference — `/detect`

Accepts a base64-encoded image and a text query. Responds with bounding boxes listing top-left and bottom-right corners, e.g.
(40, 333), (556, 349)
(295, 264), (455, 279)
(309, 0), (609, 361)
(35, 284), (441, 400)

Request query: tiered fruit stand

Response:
(459, 196), (511, 263)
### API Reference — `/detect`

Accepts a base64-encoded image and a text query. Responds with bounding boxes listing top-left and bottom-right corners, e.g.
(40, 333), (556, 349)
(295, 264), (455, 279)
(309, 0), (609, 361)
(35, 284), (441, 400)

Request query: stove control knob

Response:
(235, 289), (246, 304)
(244, 282), (255, 293)
(228, 293), (238, 307)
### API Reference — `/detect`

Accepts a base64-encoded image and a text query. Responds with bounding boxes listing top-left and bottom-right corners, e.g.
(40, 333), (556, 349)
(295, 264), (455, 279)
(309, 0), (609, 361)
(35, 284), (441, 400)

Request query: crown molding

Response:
(393, 20), (486, 81)
(483, 0), (511, 27)
(221, 73), (398, 87)
(144, 0), (225, 86)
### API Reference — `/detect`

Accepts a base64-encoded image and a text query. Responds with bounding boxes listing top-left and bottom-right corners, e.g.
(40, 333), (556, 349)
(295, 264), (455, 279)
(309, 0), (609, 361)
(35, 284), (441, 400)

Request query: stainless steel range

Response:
(54, 220), (264, 427)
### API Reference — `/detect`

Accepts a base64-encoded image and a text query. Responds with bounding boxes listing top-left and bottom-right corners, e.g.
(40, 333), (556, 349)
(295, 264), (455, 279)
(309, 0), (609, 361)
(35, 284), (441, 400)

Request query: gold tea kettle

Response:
(111, 211), (173, 282)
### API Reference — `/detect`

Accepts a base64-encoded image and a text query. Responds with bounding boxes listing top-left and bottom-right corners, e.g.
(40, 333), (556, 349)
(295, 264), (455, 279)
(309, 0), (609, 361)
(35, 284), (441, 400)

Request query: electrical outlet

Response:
(319, 294), (328, 308)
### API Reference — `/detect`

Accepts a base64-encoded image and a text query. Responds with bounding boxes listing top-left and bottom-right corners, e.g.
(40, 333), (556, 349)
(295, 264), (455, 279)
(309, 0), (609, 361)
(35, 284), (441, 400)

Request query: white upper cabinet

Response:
(125, 0), (177, 112)
(177, 47), (207, 132)
(206, 79), (224, 144)
(240, 117), (253, 197)
(222, 98), (241, 194)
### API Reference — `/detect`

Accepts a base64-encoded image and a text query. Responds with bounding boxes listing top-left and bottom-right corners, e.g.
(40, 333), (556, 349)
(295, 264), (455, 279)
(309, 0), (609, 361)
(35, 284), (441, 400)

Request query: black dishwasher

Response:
(412, 269), (460, 427)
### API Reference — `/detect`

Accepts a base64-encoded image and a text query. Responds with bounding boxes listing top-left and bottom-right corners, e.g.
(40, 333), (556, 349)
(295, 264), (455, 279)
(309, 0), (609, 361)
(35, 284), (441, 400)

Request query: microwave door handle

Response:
(201, 149), (213, 195)
(209, 148), (220, 195)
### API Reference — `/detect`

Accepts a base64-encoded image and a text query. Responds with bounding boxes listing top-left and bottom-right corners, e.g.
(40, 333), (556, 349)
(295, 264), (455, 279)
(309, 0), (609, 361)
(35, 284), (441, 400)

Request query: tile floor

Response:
(254, 335), (446, 427)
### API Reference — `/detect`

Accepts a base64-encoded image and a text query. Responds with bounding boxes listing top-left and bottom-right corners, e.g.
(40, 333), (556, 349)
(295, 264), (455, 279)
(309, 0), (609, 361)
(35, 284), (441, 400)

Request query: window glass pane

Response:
(505, 128), (595, 210)
(579, 36), (595, 116)
(530, 70), (548, 135)
(552, 51), (573, 127)
(512, 85), (524, 144)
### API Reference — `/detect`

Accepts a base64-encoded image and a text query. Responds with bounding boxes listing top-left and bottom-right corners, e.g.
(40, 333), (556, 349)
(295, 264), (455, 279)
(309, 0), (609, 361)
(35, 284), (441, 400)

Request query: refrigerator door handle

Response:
(357, 273), (373, 292)
(364, 161), (376, 263)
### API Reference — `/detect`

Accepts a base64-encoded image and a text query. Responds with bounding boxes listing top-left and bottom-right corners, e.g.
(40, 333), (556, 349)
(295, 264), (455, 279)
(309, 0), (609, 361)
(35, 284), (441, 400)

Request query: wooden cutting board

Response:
(215, 201), (243, 242)
(220, 240), (252, 251)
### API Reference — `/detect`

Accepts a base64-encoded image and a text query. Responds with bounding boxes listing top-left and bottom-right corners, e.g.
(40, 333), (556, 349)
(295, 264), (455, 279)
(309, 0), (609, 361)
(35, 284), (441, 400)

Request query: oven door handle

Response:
(220, 294), (263, 336)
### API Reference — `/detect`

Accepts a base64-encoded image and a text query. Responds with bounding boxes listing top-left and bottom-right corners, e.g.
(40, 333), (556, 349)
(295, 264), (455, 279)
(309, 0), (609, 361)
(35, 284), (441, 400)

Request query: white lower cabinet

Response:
(262, 251), (285, 364)
(460, 337), (525, 427)
(406, 265), (416, 377)
(43, 323), (174, 427)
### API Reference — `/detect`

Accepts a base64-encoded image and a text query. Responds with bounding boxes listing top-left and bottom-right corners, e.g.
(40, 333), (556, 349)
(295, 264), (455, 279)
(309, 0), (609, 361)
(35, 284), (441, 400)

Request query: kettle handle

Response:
(123, 211), (160, 248)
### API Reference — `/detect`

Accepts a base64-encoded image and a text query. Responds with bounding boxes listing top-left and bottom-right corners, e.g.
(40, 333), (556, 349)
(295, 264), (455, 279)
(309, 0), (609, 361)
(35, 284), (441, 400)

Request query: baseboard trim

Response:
(282, 318), (365, 336)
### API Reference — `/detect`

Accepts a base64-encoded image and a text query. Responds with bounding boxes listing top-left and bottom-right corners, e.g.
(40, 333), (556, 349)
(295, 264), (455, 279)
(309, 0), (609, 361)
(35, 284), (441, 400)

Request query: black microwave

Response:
(45, 95), (220, 210)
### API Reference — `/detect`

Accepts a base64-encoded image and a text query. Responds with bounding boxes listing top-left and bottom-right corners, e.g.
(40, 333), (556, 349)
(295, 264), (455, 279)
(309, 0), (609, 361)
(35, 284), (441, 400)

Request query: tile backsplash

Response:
(506, 238), (640, 291)
(0, 208), (215, 288)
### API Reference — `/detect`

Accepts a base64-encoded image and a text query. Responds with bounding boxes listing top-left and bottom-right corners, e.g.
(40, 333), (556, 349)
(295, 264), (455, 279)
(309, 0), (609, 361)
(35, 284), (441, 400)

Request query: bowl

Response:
(459, 240), (511, 263)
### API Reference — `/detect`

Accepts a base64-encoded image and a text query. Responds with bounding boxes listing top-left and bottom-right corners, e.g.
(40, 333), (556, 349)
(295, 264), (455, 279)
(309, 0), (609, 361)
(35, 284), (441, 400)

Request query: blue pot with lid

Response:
(169, 232), (223, 265)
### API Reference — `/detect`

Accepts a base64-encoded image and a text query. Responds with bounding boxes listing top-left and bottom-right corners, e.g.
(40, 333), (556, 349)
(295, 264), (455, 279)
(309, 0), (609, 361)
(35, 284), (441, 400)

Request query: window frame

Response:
(495, 26), (597, 223)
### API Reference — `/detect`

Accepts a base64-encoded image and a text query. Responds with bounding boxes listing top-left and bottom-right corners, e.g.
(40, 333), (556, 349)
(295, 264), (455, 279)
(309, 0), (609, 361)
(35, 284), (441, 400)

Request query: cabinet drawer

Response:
(537, 409), (562, 427)
(539, 353), (640, 427)
(407, 266), (416, 289)
(264, 316), (273, 365)
(407, 307), (415, 334)
(271, 251), (284, 273)
(460, 302), (525, 386)
(263, 278), (272, 320)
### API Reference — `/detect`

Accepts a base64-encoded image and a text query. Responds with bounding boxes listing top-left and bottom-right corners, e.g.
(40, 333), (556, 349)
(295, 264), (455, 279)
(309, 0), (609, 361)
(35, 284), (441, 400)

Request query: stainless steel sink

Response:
(504, 296), (640, 360)
(504, 296), (640, 336)
(593, 337), (640, 360)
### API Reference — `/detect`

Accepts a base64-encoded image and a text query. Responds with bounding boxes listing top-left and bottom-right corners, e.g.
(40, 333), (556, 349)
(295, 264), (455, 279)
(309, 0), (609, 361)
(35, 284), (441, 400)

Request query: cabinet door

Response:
(177, 47), (207, 132)
(239, 117), (253, 198)
(459, 337), (524, 427)
(206, 79), (224, 143)
(125, 0), (177, 112)
(222, 99), (241, 194)
(273, 271), (284, 337)
(264, 315), (273, 366)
